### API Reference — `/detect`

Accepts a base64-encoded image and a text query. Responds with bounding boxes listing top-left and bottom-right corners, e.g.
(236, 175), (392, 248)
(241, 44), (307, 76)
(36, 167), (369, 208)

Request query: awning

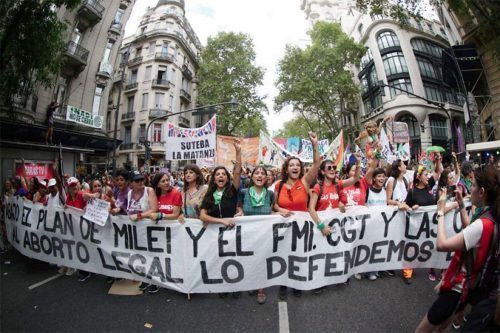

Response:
(466, 140), (500, 152)
(0, 119), (121, 152)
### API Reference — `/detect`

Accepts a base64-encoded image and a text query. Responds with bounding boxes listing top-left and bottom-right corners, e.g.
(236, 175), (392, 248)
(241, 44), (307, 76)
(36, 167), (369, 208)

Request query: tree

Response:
(196, 32), (267, 136)
(0, 0), (81, 112)
(356, 0), (500, 60)
(274, 21), (365, 141)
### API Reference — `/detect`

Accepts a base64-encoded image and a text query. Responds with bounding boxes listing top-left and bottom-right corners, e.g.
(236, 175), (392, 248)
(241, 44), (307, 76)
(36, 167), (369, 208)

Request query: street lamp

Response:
(143, 98), (238, 171)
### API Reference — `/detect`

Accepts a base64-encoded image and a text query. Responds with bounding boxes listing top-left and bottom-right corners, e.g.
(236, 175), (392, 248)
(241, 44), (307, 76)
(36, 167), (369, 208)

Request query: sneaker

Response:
(257, 292), (267, 304)
(148, 284), (160, 294)
(139, 282), (149, 291)
(368, 273), (378, 281)
(292, 289), (302, 297)
(106, 277), (115, 284)
(354, 273), (362, 280)
(278, 286), (287, 300)
(382, 270), (395, 277)
(78, 271), (92, 282)
(65, 268), (76, 276)
(57, 267), (67, 275)
(232, 292), (241, 299)
(428, 271), (437, 282)
(451, 322), (461, 330)
(402, 276), (412, 285)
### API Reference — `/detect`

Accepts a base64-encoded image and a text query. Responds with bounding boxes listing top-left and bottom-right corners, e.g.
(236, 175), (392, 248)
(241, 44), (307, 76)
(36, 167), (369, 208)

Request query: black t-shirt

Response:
(405, 186), (436, 207)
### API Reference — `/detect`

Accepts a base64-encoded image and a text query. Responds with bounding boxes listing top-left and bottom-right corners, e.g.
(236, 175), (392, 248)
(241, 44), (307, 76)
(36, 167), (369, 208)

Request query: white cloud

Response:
(125, 0), (310, 134)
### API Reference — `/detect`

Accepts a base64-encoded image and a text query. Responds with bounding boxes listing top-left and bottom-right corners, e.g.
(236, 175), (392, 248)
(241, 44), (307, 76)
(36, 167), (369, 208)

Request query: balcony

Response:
(180, 89), (191, 103)
(181, 64), (193, 80)
(77, 0), (104, 29)
(108, 22), (123, 37)
(120, 142), (135, 150)
(121, 112), (135, 122)
(179, 115), (191, 127)
(149, 108), (171, 118)
(151, 78), (171, 90)
(128, 56), (143, 67)
(124, 82), (138, 92)
(154, 52), (174, 63)
(96, 61), (113, 79)
(63, 42), (89, 76)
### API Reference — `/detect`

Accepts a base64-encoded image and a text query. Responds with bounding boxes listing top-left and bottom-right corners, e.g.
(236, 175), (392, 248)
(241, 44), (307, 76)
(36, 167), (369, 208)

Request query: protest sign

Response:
(5, 197), (465, 293)
(166, 116), (216, 160)
(258, 132), (287, 168)
(324, 130), (344, 169)
(82, 199), (110, 226)
(386, 121), (410, 144)
(66, 105), (103, 129)
(15, 161), (54, 182)
(217, 136), (259, 169)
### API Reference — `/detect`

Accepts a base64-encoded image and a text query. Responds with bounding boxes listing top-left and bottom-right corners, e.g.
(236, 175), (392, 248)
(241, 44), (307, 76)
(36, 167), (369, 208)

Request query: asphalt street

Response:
(1, 250), (439, 332)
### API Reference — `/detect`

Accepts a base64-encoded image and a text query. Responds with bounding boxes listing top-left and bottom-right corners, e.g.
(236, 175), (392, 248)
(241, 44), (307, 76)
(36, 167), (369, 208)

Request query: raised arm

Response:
(232, 138), (242, 190)
(303, 132), (321, 189)
(341, 154), (361, 188)
(365, 152), (379, 185)
(436, 188), (466, 252)
(432, 152), (443, 181)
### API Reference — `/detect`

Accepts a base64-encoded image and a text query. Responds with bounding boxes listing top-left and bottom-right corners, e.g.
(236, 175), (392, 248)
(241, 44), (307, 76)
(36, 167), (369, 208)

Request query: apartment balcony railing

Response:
(121, 112), (135, 122)
(149, 108), (171, 118)
(128, 56), (143, 67)
(181, 64), (193, 80)
(124, 82), (138, 92)
(77, 0), (104, 28)
(154, 52), (174, 63)
(109, 22), (123, 36)
(151, 78), (171, 90)
(65, 41), (89, 66)
(180, 89), (191, 103)
(179, 115), (191, 127)
(96, 61), (113, 79)
(120, 142), (135, 150)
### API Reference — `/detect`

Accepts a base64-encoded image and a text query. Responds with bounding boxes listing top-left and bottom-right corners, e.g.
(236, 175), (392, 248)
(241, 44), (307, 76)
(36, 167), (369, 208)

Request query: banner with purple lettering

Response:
(166, 115), (216, 160)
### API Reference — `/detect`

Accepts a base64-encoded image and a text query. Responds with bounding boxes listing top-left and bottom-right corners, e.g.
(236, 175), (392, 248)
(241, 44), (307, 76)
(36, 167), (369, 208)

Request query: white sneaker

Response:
(57, 267), (67, 275)
(354, 274), (362, 280)
(65, 268), (76, 276)
(368, 273), (378, 281)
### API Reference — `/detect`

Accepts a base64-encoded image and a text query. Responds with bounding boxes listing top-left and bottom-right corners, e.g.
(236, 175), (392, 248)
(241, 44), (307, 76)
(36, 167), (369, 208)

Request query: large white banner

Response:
(166, 116), (216, 160)
(5, 197), (466, 293)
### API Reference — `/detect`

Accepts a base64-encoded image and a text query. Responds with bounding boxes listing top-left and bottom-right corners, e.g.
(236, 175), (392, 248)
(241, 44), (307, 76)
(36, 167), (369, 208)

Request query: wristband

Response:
(138, 213), (142, 220)
(157, 212), (161, 220)
(317, 222), (325, 230)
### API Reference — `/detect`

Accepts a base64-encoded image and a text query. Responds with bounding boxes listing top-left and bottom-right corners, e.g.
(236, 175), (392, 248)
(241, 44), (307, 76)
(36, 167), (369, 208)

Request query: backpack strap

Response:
(315, 181), (324, 210)
(275, 180), (285, 205)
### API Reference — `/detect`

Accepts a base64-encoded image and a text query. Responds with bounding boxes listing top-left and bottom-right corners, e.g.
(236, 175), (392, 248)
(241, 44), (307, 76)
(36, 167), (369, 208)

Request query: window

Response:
(155, 92), (164, 108)
(389, 78), (413, 97)
(124, 126), (132, 143)
(429, 114), (447, 139)
(485, 116), (494, 141)
(144, 66), (152, 81)
(382, 52), (408, 76)
(135, 47), (142, 57)
(424, 83), (444, 102)
(139, 124), (146, 142)
(130, 70), (137, 83)
(170, 68), (176, 82)
(168, 95), (174, 111)
(106, 111), (111, 131)
(360, 74), (369, 94)
(182, 77), (189, 91)
(377, 31), (400, 51)
(127, 96), (134, 114)
(162, 42), (169, 55)
(141, 93), (149, 110)
(103, 40), (113, 62)
(114, 8), (125, 23)
(360, 48), (373, 69)
(148, 42), (156, 55)
(363, 98), (372, 114)
(157, 66), (167, 81)
(411, 39), (442, 57)
(91, 86), (104, 115)
(153, 123), (162, 142)
(417, 57), (440, 79)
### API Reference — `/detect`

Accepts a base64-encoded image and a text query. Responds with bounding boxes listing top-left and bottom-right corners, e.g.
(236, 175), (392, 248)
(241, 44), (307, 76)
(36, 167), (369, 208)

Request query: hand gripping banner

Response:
(4, 197), (467, 293)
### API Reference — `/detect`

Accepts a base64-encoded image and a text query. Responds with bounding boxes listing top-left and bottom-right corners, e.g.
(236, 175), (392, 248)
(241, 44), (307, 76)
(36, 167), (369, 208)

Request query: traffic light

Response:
(420, 124), (425, 133)
(145, 141), (152, 161)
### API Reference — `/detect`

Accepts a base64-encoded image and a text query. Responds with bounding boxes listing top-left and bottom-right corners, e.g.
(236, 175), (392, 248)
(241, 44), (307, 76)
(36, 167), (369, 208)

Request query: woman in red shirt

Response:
(273, 132), (321, 299)
(150, 173), (183, 221)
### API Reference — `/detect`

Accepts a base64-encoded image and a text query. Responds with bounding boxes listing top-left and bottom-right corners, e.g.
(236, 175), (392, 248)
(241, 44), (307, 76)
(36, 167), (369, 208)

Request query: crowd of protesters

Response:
(1, 134), (499, 332)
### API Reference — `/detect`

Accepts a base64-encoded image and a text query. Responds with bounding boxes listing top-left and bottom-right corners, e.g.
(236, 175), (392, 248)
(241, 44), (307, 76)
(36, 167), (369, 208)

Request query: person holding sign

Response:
(274, 132), (321, 300)
(110, 169), (131, 216)
(415, 165), (499, 333)
(200, 138), (242, 298)
(181, 164), (208, 219)
(126, 171), (158, 222)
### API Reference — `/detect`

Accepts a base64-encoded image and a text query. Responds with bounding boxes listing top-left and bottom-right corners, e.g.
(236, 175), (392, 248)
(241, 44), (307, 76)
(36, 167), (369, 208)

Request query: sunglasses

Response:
(325, 165), (337, 171)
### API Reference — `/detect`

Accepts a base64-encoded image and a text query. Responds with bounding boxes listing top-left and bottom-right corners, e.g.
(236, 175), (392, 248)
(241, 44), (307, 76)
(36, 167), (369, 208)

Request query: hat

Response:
(131, 170), (145, 181)
(39, 180), (47, 188)
(48, 178), (57, 187)
(67, 177), (79, 186)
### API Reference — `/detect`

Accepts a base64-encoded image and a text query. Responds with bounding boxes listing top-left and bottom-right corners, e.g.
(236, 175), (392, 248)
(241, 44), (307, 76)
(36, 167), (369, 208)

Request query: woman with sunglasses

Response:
(273, 132), (321, 300)
(235, 165), (275, 304)
(415, 165), (499, 332)
(126, 170), (158, 222)
(200, 139), (241, 298)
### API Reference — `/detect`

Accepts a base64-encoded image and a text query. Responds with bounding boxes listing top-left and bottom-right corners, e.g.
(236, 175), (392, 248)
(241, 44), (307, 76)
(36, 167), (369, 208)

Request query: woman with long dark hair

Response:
(181, 164), (207, 219)
(273, 132), (321, 299)
(415, 165), (499, 332)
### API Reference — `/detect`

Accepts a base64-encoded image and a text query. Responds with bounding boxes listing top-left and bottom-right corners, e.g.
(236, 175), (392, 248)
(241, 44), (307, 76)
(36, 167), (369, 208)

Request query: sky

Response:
(124, 0), (310, 134)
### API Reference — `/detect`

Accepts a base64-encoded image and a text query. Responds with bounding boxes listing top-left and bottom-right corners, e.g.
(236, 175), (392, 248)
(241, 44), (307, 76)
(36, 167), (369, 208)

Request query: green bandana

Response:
(461, 177), (472, 193)
(213, 189), (224, 205)
(471, 206), (490, 223)
(249, 186), (266, 207)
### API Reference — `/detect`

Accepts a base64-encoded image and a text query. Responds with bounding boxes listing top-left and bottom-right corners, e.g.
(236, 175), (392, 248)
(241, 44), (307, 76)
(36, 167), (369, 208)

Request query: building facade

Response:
(301, 1), (467, 158)
(435, 1), (499, 142)
(108, 0), (201, 172)
(0, 0), (135, 180)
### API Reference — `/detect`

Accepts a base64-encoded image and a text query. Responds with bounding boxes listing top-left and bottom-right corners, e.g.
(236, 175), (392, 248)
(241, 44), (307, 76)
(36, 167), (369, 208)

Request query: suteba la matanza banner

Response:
(4, 197), (467, 293)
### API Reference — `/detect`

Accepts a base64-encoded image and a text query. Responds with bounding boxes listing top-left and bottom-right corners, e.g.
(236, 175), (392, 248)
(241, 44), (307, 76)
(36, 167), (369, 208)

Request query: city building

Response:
(301, 1), (467, 158)
(434, 1), (499, 143)
(108, 0), (202, 173)
(0, 0), (135, 180)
